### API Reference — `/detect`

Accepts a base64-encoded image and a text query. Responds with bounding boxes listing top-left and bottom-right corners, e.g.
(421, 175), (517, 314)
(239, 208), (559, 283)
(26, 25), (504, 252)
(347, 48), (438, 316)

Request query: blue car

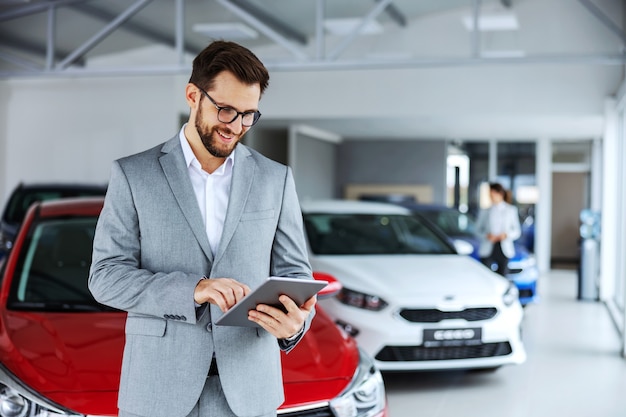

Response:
(402, 203), (539, 305)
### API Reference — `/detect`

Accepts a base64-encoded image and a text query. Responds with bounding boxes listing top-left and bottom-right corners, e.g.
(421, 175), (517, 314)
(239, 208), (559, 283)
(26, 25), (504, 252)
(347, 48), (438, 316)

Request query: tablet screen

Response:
(214, 276), (328, 327)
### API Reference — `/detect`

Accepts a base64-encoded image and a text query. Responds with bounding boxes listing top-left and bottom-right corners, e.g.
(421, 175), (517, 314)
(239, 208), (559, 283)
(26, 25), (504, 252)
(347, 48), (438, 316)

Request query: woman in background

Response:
(475, 183), (521, 276)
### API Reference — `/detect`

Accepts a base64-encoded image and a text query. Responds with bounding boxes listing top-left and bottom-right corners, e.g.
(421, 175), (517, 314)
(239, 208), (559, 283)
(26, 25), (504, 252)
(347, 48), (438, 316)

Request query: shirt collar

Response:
(179, 124), (235, 173)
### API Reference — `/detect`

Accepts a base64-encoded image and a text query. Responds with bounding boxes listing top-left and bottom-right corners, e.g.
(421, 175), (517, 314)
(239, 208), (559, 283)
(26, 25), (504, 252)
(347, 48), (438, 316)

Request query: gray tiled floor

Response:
(383, 269), (626, 417)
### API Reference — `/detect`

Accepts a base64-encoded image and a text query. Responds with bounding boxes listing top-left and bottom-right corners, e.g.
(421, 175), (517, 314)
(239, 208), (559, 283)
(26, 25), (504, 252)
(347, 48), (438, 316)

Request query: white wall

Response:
(261, 64), (616, 140)
(0, 75), (186, 201)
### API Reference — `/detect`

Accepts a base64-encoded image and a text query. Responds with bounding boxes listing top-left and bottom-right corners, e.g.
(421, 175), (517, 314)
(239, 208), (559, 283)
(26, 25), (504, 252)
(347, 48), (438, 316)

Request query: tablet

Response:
(214, 277), (328, 327)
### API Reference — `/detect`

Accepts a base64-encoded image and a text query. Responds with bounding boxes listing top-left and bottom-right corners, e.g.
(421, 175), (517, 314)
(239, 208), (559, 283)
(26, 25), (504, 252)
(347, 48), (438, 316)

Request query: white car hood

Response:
(311, 254), (509, 305)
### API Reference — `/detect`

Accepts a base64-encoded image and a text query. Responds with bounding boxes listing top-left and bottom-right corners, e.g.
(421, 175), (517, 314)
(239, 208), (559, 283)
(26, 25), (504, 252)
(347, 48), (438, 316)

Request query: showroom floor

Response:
(383, 269), (626, 417)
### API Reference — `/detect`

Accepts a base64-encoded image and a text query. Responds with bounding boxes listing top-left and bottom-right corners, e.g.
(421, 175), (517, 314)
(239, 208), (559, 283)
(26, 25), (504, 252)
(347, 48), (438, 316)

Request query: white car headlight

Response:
(330, 349), (386, 417)
(337, 288), (388, 311)
(502, 282), (520, 306)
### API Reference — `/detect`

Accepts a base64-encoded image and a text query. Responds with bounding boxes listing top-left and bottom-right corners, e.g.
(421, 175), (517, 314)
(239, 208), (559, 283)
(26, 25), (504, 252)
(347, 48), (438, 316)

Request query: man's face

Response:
(195, 71), (261, 158)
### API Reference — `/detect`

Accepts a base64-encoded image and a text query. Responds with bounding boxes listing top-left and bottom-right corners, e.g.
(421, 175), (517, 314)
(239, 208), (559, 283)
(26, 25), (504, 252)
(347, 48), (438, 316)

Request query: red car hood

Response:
(0, 307), (358, 415)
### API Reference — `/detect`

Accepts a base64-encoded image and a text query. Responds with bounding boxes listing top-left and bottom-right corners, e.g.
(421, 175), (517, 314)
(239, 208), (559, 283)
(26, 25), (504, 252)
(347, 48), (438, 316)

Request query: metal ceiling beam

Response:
(58, 0), (153, 69)
(472, 0), (481, 58)
(2, 52), (625, 79)
(216, 0), (308, 60)
(327, 0), (392, 61)
(70, 2), (201, 56)
(268, 53), (626, 71)
(377, 0), (407, 27)
(315, 0), (325, 59)
(0, 49), (42, 71)
(0, 30), (85, 66)
(577, 0), (626, 45)
(45, 3), (56, 70)
(0, 0), (90, 22)
(175, 0), (185, 65)
(222, 0), (307, 45)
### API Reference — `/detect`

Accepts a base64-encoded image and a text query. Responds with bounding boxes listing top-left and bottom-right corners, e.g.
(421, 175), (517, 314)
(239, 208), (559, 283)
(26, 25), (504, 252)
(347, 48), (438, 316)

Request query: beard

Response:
(195, 100), (240, 158)
(196, 121), (239, 158)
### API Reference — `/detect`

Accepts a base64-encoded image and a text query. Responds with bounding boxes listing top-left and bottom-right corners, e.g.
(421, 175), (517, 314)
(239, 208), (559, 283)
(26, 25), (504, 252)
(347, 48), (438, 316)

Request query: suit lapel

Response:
(214, 145), (255, 264)
(159, 136), (214, 262)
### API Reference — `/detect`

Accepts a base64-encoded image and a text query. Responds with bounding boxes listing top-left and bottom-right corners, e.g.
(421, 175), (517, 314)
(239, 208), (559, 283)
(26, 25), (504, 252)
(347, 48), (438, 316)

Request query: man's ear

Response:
(185, 83), (200, 109)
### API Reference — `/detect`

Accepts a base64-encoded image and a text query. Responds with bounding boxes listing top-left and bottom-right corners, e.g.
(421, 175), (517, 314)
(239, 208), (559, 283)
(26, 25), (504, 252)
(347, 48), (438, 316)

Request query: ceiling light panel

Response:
(324, 18), (384, 36)
(192, 22), (259, 40)
(462, 14), (519, 31)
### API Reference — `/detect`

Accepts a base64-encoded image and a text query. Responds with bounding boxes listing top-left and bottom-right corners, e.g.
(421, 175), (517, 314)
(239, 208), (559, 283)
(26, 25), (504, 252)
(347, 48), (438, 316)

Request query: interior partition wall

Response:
(621, 116), (626, 357)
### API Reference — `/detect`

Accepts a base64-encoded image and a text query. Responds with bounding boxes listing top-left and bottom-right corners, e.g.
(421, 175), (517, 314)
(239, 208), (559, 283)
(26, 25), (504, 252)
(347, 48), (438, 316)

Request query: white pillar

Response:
(535, 138), (552, 273)
(600, 98), (618, 302)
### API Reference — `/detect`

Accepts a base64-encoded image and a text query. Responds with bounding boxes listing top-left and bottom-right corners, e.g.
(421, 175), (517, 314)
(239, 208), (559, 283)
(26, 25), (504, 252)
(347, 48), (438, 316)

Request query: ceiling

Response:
(0, 0), (624, 142)
(0, 0), (489, 75)
(0, 0), (623, 77)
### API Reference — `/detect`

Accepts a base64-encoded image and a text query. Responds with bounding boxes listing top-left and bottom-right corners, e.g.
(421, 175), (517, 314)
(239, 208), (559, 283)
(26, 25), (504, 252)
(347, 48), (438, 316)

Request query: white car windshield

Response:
(304, 213), (456, 255)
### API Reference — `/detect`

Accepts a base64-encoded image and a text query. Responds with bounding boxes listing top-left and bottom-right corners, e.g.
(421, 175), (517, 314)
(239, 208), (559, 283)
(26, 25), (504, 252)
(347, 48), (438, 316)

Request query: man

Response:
(474, 182), (521, 276)
(89, 40), (316, 417)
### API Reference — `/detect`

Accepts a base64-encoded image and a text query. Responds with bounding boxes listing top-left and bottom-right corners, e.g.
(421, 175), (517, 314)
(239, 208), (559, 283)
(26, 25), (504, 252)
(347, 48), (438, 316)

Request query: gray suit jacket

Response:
(89, 136), (314, 417)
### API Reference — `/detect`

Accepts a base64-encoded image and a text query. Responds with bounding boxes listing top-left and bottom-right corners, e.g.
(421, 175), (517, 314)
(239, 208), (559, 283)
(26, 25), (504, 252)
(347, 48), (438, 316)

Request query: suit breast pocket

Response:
(125, 316), (167, 337)
(240, 209), (275, 222)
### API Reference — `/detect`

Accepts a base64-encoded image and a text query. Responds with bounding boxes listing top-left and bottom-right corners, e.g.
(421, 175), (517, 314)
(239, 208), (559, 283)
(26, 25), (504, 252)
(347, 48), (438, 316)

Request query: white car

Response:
(301, 200), (526, 372)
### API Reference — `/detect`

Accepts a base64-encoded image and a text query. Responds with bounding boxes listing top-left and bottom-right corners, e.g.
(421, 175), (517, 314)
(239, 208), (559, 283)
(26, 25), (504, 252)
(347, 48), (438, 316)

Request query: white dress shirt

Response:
(179, 126), (233, 256)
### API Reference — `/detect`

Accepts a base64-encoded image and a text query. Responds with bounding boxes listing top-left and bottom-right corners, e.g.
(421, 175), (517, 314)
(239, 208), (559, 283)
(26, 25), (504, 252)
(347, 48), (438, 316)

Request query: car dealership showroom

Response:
(1, 0), (626, 416)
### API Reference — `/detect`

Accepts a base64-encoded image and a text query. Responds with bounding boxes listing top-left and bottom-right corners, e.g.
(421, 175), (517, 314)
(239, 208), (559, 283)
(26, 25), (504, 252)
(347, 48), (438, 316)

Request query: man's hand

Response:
(248, 295), (317, 339)
(194, 278), (250, 312)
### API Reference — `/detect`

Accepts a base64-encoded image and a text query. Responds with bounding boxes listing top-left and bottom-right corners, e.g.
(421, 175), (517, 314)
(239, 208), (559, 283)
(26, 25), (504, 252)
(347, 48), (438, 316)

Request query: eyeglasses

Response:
(196, 86), (261, 127)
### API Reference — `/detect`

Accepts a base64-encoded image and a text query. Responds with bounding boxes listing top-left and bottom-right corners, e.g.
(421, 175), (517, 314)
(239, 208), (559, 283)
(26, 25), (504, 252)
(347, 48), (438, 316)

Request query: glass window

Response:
(8, 217), (112, 312)
(303, 213), (455, 255)
(3, 187), (106, 224)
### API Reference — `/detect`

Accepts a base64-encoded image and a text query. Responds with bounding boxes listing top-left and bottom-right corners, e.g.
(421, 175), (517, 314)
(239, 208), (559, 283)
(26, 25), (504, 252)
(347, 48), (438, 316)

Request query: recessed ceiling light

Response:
(462, 13), (519, 31)
(481, 49), (526, 58)
(192, 23), (258, 40)
(324, 18), (384, 36)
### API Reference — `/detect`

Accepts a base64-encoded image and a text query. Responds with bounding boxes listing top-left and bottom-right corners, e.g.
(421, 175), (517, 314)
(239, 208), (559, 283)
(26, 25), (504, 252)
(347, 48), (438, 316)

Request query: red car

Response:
(0, 197), (387, 417)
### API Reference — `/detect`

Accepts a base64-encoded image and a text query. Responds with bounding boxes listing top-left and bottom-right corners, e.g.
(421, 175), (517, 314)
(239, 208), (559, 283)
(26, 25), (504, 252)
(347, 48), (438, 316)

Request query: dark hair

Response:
(489, 182), (506, 197)
(189, 40), (269, 95)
